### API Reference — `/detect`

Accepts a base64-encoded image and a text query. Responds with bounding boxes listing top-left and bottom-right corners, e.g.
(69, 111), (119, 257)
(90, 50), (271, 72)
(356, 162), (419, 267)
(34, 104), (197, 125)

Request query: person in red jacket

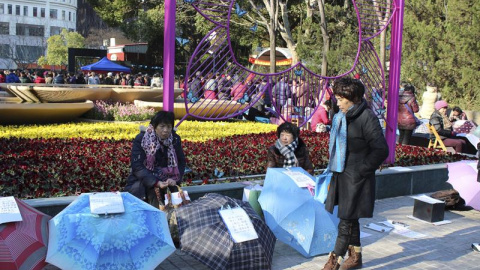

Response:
(311, 99), (332, 132)
(397, 84), (420, 145)
(34, 71), (46, 83)
(230, 79), (247, 101)
(0, 70), (5, 83)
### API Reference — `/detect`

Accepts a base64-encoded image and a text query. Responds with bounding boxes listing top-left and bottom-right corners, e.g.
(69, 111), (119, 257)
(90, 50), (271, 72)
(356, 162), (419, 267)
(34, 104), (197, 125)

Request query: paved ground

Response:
(45, 195), (480, 270)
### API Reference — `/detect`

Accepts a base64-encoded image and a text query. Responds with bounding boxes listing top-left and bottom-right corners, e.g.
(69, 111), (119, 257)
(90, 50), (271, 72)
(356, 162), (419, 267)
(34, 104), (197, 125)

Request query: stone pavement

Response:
(45, 195), (480, 270)
(154, 195), (480, 270)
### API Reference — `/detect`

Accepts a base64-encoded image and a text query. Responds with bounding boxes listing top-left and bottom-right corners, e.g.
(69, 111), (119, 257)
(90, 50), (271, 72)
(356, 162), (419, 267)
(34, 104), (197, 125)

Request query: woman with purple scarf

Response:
(124, 111), (186, 208)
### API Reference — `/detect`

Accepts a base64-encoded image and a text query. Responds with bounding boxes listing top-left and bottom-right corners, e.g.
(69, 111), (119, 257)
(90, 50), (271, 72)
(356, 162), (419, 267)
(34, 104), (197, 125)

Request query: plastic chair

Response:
(427, 124), (447, 151)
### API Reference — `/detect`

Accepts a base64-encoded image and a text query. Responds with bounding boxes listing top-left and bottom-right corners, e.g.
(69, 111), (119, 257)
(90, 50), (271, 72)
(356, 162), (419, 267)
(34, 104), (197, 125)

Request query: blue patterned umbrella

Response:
(259, 167), (339, 258)
(46, 192), (175, 270)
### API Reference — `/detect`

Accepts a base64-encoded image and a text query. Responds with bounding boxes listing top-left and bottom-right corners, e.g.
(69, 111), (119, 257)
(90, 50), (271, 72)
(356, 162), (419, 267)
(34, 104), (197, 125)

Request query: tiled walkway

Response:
(45, 195), (480, 270)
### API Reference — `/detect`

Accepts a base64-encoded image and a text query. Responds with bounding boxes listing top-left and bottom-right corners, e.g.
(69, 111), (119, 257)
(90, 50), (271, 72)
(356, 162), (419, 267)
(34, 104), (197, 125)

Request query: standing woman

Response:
(124, 111), (186, 208)
(397, 84), (420, 145)
(323, 78), (389, 270)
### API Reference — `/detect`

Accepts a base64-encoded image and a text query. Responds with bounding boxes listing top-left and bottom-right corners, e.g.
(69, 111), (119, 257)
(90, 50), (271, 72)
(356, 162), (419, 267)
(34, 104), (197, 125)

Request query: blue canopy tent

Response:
(80, 57), (131, 73)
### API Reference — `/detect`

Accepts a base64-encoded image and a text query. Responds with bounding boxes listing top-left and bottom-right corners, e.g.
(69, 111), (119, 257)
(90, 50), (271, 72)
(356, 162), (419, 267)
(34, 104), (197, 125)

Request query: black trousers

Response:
(333, 219), (361, 257)
(398, 129), (414, 145)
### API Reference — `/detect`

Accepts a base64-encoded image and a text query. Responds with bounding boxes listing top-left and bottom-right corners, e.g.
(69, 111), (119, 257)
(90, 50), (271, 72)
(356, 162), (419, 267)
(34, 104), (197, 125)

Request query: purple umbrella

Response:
(447, 161), (480, 210)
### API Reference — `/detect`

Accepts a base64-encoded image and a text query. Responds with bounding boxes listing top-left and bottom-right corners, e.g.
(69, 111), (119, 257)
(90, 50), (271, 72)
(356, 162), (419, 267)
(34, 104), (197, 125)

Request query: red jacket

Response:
(397, 91), (419, 130)
(231, 83), (246, 101)
(34, 77), (46, 83)
(310, 105), (331, 131)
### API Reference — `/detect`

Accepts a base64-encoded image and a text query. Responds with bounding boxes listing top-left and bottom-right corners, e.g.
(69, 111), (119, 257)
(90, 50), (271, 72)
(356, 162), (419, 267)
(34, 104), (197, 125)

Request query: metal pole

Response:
(163, 0), (176, 111)
(385, 0), (405, 164)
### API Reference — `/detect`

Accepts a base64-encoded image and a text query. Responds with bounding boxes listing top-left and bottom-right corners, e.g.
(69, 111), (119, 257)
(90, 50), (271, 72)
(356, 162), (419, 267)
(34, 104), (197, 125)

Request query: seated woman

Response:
(266, 122), (314, 175)
(124, 111), (186, 207)
(449, 106), (468, 122)
(429, 100), (466, 153)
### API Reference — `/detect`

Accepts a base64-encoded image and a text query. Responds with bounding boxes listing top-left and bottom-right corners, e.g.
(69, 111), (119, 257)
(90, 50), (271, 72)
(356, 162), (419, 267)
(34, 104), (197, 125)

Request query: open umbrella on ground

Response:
(0, 197), (51, 270)
(46, 192), (175, 270)
(176, 193), (275, 270)
(447, 161), (480, 210)
(258, 167), (339, 258)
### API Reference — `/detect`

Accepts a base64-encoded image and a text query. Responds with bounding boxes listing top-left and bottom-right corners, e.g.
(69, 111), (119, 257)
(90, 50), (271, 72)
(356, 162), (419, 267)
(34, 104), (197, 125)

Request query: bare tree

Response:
(317, 0), (329, 76)
(245, 0), (316, 67)
(374, 0), (392, 70)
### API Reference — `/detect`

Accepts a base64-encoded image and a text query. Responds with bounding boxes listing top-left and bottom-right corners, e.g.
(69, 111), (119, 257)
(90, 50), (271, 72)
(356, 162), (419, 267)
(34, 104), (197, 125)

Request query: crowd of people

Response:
(183, 70), (336, 131)
(397, 80), (476, 154)
(124, 77), (388, 270)
(0, 69), (165, 87)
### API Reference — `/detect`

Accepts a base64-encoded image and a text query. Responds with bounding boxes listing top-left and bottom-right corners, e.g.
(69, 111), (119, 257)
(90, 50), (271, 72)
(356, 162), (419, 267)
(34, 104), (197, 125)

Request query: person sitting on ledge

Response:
(266, 122), (314, 175)
(429, 100), (466, 153)
(124, 111), (186, 208)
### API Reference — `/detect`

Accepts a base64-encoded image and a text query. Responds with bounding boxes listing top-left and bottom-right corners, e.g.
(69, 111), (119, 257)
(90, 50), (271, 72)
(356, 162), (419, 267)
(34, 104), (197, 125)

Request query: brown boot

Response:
(340, 246), (362, 270)
(322, 252), (343, 270)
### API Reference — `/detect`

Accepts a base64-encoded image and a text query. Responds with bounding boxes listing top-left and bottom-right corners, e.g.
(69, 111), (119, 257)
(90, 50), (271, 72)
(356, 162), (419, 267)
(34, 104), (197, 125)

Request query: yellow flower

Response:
(0, 120), (277, 141)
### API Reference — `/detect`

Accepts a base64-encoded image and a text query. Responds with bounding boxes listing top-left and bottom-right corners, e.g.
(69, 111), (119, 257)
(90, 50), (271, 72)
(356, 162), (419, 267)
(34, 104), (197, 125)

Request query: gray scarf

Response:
(275, 138), (299, 168)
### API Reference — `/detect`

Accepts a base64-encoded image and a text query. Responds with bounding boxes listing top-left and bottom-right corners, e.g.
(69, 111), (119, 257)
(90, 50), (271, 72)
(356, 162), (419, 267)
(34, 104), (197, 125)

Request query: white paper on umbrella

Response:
(0, 196), (22, 224)
(283, 170), (316, 188)
(89, 192), (125, 215)
(219, 207), (258, 243)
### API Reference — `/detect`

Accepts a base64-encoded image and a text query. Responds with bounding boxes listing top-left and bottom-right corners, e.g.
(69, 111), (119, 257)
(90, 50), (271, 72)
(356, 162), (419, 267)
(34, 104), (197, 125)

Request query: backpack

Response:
(430, 189), (465, 210)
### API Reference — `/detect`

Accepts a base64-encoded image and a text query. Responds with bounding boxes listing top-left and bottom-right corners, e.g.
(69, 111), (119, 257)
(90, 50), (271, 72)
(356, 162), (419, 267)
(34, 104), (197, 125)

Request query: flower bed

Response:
(82, 100), (156, 122)
(0, 126), (473, 199)
(0, 120), (277, 141)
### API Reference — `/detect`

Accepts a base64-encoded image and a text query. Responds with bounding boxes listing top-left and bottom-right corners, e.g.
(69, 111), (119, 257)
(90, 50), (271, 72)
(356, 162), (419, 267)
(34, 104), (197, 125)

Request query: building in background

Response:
(0, 0), (77, 69)
(107, 39), (147, 66)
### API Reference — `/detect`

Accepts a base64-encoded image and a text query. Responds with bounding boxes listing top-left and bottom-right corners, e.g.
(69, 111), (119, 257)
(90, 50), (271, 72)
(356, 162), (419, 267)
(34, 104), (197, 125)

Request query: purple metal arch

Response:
(163, 0), (176, 112)
(178, 0), (394, 128)
(170, 0), (402, 163)
(385, 0), (405, 163)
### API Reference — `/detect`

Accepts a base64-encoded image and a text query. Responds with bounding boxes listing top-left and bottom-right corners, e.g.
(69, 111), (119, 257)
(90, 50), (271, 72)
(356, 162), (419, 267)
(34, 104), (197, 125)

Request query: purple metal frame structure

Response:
(163, 0), (404, 163)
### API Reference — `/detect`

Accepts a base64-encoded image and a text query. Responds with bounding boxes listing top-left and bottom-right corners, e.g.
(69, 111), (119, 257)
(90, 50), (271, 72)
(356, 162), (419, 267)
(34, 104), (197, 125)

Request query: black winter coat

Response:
(124, 131), (186, 201)
(266, 138), (314, 175)
(429, 110), (453, 140)
(325, 100), (389, 219)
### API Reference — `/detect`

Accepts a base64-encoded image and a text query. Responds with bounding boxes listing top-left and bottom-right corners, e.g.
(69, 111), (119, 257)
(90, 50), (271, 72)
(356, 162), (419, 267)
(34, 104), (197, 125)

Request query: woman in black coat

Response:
(124, 111), (186, 208)
(323, 78), (389, 270)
